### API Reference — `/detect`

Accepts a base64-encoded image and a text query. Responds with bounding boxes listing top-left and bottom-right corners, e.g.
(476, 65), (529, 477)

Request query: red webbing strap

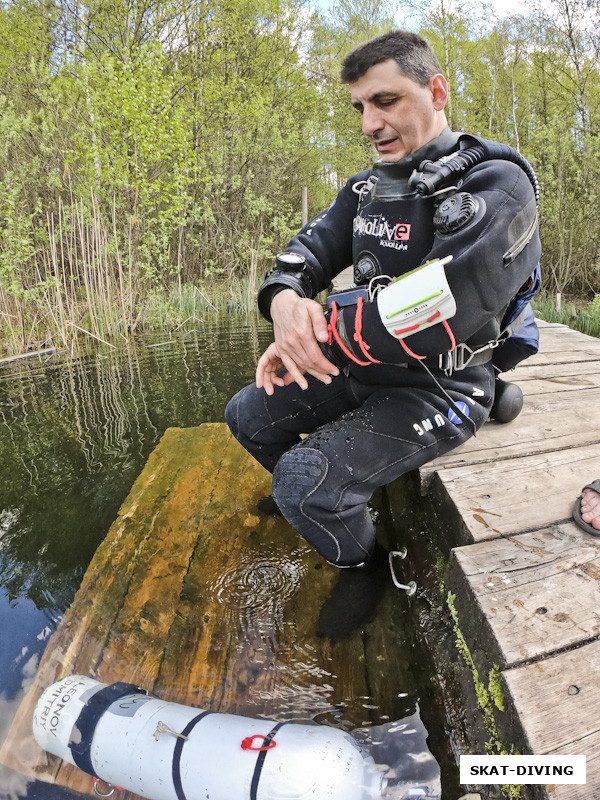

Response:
(328, 297), (456, 367)
(442, 319), (456, 351)
(327, 301), (371, 367)
(353, 296), (381, 364)
(398, 316), (456, 362)
(399, 338), (428, 360)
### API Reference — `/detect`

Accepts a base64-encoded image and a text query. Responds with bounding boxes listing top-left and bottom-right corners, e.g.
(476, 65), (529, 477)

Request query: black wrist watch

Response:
(275, 252), (306, 271)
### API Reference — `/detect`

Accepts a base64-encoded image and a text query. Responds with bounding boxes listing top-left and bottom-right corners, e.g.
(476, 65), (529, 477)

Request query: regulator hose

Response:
(410, 138), (540, 207)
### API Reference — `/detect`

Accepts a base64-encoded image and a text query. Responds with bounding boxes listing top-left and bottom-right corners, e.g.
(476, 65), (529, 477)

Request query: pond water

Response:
(0, 315), (456, 800)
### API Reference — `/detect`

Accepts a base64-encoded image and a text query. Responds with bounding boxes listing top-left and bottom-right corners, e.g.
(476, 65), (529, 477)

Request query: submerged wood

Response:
(0, 347), (60, 365)
(0, 423), (414, 799)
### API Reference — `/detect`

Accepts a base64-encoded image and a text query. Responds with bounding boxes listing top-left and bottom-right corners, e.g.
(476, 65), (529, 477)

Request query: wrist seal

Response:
(257, 252), (314, 322)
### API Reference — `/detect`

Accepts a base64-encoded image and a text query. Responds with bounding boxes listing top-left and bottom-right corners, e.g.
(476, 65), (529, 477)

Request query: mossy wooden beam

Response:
(1, 423), (413, 799)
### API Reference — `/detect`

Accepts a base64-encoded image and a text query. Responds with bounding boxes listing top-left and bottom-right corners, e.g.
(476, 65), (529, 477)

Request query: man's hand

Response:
(255, 290), (339, 392)
(255, 342), (293, 395)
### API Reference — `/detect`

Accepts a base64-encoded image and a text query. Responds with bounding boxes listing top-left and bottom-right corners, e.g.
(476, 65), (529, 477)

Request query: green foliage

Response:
(1, 0), (600, 353)
(533, 292), (600, 337)
(419, 0), (600, 298)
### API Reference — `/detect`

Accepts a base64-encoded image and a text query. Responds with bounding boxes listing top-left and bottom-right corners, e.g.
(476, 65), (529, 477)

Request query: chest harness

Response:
(326, 135), (541, 376)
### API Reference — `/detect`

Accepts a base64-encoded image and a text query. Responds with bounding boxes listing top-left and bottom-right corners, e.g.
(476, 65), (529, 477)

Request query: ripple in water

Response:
(209, 551), (305, 612)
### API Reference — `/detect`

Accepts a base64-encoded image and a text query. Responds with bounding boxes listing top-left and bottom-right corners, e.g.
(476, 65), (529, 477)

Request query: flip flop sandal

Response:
(572, 479), (600, 536)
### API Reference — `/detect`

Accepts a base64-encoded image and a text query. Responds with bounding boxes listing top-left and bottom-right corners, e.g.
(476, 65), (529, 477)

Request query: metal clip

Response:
(437, 350), (453, 374)
(154, 721), (189, 742)
(93, 777), (122, 797)
(388, 550), (417, 596)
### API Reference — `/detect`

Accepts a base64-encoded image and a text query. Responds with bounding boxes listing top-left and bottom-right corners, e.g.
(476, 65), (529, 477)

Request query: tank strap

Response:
(249, 721), (289, 800)
(172, 710), (215, 800)
(68, 681), (147, 779)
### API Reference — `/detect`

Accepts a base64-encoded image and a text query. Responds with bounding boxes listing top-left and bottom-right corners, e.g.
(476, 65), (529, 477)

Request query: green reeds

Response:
(0, 195), (261, 359)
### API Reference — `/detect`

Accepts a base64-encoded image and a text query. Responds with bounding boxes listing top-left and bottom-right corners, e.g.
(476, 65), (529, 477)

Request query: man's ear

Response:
(430, 74), (449, 110)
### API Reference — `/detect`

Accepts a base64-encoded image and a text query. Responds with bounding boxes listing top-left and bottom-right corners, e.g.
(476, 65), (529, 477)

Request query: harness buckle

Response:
(439, 341), (498, 373)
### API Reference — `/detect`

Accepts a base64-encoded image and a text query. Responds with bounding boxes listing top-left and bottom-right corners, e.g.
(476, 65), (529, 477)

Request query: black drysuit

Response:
(226, 127), (541, 567)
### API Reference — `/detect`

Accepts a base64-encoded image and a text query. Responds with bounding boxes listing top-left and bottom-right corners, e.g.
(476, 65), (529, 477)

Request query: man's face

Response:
(349, 59), (448, 162)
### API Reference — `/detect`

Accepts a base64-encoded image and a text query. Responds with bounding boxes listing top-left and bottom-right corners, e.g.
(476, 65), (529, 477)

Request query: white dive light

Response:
(376, 255), (456, 340)
(33, 675), (386, 800)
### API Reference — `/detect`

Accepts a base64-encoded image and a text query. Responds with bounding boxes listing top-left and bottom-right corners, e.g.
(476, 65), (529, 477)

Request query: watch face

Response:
(276, 252), (305, 270)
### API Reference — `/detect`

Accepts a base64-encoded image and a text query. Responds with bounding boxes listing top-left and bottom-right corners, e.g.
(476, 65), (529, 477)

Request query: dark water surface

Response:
(0, 315), (450, 800)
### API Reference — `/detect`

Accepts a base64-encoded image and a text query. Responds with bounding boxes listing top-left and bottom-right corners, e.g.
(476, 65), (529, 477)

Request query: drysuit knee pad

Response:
(272, 447), (329, 513)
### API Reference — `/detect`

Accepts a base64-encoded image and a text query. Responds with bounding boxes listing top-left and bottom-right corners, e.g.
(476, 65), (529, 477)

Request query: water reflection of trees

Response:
(0, 316), (272, 613)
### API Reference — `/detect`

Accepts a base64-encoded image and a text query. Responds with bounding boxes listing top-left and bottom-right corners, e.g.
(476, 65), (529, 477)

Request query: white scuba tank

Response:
(33, 675), (386, 800)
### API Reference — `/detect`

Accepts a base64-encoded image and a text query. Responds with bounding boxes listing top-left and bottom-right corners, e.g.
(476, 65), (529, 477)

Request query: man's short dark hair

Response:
(340, 31), (443, 86)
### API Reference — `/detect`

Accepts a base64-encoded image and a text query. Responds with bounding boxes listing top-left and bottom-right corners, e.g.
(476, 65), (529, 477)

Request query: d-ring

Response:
(93, 778), (118, 797)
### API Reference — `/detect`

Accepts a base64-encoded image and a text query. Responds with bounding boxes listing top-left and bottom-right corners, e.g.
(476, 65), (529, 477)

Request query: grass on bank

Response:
(531, 293), (600, 337)
(2, 280), (600, 360)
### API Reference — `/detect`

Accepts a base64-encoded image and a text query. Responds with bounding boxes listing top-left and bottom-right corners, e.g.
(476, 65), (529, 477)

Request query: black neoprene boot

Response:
(490, 377), (524, 423)
(316, 542), (388, 640)
(257, 494), (283, 516)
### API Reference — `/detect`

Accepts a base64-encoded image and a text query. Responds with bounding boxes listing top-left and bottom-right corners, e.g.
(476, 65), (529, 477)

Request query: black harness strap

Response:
(69, 681), (146, 778)
(171, 711), (214, 800)
(249, 721), (288, 800)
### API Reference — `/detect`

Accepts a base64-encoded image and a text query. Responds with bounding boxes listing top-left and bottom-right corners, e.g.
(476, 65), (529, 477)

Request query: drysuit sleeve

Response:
(334, 159), (541, 365)
(257, 170), (371, 321)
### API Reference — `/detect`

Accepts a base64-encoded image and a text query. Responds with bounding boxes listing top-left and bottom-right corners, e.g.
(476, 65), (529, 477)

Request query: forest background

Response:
(0, 0), (599, 356)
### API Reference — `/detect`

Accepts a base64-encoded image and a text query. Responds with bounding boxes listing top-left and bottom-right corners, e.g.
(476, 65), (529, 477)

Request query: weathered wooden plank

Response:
(511, 374), (600, 395)
(447, 523), (600, 669)
(428, 443), (600, 543)
(524, 348), (600, 365)
(511, 359), (600, 382)
(0, 423), (412, 800)
(528, 329), (600, 349)
(524, 322), (600, 350)
(501, 639), (600, 800)
(417, 320), (600, 798)
(419, 387), (600, 491)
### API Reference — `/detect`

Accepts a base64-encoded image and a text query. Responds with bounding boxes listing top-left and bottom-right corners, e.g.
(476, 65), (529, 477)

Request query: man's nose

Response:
(361, 105), (384, 137)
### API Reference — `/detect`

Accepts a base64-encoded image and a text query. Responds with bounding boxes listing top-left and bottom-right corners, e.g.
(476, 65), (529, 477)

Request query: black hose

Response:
(411, 139), (540, 206)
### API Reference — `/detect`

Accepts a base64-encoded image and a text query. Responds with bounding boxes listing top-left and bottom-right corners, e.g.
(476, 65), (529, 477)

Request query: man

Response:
(226, 31), (540, 577)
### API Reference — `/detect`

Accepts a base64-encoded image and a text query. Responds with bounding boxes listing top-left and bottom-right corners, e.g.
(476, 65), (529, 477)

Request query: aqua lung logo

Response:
(413, 399), (473, 436)
(354, 214), (411, 250)
(413, 414), (446, 436)
(448, 401), (470, 424)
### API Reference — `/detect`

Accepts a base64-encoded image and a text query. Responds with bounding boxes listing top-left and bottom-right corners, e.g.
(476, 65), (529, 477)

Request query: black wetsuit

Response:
(226, 127), (540, 567)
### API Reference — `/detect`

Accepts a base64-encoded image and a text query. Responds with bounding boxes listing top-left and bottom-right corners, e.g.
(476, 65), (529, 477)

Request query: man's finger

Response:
(307, 302), (330, 343)
(279, 353), (308, 390)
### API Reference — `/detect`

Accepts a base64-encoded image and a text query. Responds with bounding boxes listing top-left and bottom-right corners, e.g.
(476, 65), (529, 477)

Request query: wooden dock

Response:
(401, 320), (600, 800)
